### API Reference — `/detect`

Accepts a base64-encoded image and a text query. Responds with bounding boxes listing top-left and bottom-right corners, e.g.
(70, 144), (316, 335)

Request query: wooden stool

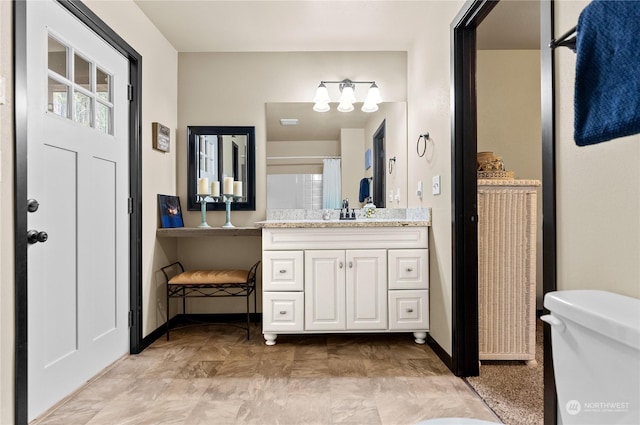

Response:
(161, 261), (260, 340)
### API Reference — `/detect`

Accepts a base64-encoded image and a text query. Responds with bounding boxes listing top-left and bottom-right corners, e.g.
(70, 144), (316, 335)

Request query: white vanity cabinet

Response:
(305, 249), (387, 331)
(261, 226), (429, 345)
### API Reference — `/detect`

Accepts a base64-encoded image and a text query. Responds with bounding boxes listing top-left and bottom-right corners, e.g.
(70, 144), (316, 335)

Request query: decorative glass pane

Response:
(48, 36), (67, 77)
(74, 53), (91, 91)
(48, 77), (69, 118)
(96, 101), (112, 134)
(73, 90), (91, 127)
(96, 67), (111, 102)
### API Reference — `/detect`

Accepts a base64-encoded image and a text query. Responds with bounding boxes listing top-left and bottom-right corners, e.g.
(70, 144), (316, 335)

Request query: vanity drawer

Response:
(388, 249), (429, 289)
(388, 290), (429, 330)
(263, 292), (304, 332)
(263, 250), (304, 291)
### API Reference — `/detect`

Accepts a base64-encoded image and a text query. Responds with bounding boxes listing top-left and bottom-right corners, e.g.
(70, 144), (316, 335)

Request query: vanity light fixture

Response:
(313, 79), (382, 113)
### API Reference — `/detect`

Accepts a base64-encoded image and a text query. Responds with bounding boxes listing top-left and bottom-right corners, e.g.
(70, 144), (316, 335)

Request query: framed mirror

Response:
(187, 125), (256, 211)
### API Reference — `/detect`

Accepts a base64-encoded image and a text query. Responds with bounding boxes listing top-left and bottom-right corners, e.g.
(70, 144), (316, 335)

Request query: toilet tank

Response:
(543, 290), (640, 425)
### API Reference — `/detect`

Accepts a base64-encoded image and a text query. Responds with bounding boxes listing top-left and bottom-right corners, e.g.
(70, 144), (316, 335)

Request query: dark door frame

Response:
(373, 120), (386, 207)
(13, 1), (143, 423)
(450, 1), (557, 424)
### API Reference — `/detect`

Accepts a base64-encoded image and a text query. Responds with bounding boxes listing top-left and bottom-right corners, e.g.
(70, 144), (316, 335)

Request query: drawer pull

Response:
(279, 311), (287, 315)
(406, 308), (414, 313)
(279, 269), (287, 274)
(406, 268), (413, 272)
(339, 262), (344, 269)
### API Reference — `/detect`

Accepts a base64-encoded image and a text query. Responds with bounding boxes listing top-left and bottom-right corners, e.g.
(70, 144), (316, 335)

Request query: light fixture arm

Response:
(313, 79), (382, 113)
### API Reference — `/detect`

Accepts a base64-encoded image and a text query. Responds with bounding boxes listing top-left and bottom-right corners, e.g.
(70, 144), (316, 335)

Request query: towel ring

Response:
(388, 157), (396, 174)
(417, 133), (429, 157)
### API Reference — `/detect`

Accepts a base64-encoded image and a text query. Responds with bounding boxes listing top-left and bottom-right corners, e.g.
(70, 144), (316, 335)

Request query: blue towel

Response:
(574, 1), (640, 146)
(359, 178), (370, 202)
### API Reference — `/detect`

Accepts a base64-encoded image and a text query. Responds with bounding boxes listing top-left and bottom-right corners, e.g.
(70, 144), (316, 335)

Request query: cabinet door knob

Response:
(339, 262), (344, 269)
(406, 308), (414, 313)
(349, 261), (353, 268)
(406, 267), (413, 272)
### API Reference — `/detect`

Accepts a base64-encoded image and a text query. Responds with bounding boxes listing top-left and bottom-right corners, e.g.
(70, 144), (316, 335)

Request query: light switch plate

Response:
(432, 175), (441, 195)
(389, 190), (394, 202)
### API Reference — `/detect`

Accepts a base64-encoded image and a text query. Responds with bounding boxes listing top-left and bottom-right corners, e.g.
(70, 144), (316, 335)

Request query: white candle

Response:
(198, 177), (210, 195)
(233, 181), (243, 197)
(211, 181), (220, 197)
(223, 176), (234, 195)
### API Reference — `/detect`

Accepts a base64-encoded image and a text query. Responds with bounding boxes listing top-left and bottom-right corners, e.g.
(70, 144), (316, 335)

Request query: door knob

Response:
(27, 229), (48, 244)
(27, 198), (40, 213)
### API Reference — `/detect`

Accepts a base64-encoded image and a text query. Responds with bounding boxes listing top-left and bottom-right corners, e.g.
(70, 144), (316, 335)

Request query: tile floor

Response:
(32, 324), (500, 425)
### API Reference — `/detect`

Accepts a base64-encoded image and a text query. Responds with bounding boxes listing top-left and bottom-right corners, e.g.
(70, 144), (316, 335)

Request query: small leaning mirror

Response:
(187, 126), (256, 211)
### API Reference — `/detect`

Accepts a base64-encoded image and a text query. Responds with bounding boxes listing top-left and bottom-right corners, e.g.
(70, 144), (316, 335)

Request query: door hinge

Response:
(128, 310), (133, 328)
(128, 197), (133, 214)
(127, 84), (133, 101)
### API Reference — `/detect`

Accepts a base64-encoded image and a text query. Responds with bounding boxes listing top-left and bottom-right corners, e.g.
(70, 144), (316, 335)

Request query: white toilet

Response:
(542, 290), (640, 425)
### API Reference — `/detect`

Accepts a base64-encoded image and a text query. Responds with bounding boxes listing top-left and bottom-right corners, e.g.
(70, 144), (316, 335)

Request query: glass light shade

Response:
(313, 83), (331, 103)
(339, 86), (356, 104)
(364, 83), (382, 105)
(313, 102), (330, 112)
(337, 101), (354, 112)
(361, 102), (379, 113)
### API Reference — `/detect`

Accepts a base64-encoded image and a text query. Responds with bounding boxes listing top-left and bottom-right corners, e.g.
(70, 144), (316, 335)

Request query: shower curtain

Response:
(322, 158), (341, 209)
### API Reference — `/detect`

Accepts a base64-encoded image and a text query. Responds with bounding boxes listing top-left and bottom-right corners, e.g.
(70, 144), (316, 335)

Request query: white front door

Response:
(26, 0), (130, 420)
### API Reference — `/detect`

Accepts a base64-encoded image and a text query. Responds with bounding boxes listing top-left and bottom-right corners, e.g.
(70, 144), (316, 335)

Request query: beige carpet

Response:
(465, 319), (544, 425)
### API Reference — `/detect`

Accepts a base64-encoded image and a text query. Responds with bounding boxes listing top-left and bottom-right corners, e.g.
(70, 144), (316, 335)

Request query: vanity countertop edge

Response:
(255, 219), (431, 228)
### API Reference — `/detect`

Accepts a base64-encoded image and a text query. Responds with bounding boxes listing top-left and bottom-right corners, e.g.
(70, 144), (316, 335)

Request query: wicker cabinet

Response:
(477, 179), (540, 365)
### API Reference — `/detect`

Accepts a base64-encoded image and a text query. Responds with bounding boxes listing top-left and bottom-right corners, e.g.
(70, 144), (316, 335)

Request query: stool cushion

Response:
(168, 269), (249, 285)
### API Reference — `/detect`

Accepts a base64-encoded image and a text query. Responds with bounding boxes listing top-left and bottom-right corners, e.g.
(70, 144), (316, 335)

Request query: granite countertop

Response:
(256, 218), (431, 228)
(258, 207), (431, 228)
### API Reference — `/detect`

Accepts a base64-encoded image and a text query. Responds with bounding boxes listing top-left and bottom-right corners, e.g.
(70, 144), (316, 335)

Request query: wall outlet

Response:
(417, 180), (423, 200)
(389, 190), (394, 202)
(395, 188), (401, 202)
(432, 175), (441, 195)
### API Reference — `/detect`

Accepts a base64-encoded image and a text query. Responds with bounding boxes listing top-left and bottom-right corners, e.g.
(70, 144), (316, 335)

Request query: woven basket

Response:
(477, 170), (514, 180)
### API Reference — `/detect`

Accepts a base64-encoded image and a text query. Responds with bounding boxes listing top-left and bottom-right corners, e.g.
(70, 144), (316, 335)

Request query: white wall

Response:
(477, 50), (543, 307)
(555, 0), (640, 298)
(407, 0), (465, 356)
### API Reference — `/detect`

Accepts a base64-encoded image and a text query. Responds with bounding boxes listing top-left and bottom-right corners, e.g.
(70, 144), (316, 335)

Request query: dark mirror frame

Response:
(187, 125), (256, 211)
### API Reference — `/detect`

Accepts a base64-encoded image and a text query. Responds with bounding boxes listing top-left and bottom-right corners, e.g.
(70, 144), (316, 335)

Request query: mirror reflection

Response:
(187, 126), (256, 211)
(266, 102), (406, 209)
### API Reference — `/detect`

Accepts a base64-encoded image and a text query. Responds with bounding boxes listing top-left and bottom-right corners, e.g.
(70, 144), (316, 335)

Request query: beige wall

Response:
(407, 1), (465, 355)
(267, 139), (340, 175)
(1, 1), (14, 422)
(477, 50), (543, 307)
(555, 1), (640, 298)
(176, 51), (407, 313)
(82, 0), (180, 336)
(340, 128), (365, 204)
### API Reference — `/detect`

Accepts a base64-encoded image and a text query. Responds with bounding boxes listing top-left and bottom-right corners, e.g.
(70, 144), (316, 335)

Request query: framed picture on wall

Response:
(365, 148), (372, 170)
(152, 122), (171, 152)
(157, 194), (184, 228)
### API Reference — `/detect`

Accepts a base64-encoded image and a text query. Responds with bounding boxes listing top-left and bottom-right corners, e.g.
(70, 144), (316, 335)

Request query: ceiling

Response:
(134, 0), (540, 141)
(134, 0), (541, 53)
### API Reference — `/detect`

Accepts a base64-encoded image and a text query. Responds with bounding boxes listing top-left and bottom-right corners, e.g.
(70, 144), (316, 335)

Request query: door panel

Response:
(27, 0), (129, 419)
(305, 250), (346, 330)
(346, 250), (387, 329)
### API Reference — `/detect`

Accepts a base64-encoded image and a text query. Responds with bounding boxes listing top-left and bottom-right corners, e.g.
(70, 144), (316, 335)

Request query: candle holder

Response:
(222, 194), (241, 228)
(197, 194), (220, 228)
